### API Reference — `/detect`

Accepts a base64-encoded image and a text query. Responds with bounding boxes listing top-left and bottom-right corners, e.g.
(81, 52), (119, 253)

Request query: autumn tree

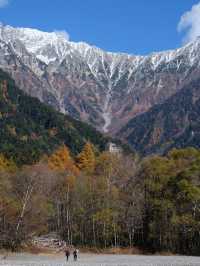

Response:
(76, 142), (96, 174)
(48, 145), (80, 244)
(48, 145), (79, 176)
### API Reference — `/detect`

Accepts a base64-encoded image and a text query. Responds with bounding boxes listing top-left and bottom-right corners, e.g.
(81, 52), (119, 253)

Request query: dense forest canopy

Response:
(1, 145), (200, 255)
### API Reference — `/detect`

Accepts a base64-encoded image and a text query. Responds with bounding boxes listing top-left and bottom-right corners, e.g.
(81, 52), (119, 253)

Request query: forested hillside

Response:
(119, 78), (200, 155)
(0, 69), (110, 165)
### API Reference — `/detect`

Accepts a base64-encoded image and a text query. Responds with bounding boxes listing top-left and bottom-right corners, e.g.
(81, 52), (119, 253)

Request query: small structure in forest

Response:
(107, 142), (122, 154)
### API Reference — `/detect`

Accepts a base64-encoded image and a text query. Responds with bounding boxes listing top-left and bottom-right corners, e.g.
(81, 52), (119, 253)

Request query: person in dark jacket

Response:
(73, 249), (78, 261)
(65, 249), (70, 261)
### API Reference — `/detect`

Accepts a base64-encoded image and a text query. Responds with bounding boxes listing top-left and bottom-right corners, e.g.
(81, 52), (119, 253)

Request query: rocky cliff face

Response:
(0, 24), (200, 134)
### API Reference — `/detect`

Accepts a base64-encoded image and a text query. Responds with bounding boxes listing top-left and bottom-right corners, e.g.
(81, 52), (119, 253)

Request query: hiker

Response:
(73, 249), (78, 261)
(65, 248), (70, 261)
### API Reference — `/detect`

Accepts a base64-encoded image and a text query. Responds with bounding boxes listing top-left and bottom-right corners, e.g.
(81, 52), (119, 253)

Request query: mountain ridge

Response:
(0, 24), (200, 135)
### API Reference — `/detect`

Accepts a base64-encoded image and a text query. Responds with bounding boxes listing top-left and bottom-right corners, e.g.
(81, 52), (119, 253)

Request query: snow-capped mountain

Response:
(0, 24), (200, 134)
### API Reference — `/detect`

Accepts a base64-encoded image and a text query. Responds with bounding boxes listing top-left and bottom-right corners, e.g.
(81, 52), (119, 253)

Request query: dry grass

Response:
(79, 246), (143, 255)
(154, 251), (176, 256)
(21, 244), (57, 255)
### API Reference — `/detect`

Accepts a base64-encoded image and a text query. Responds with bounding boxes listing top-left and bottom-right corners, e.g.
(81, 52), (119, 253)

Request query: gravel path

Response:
(0, 253), (200, 266)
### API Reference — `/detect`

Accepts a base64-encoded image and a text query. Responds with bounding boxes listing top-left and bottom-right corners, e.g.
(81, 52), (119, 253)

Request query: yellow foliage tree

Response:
(76, 142), (96, 174)
(0, 154), (16, 172)
(48, 145), (79, 176)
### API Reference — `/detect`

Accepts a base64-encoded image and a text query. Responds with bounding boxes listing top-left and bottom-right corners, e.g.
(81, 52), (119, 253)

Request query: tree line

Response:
(0, 144), (200, 255)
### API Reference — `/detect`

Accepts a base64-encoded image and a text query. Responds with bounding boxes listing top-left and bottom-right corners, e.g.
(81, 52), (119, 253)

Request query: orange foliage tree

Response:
(76, 142), (96, 174)
(48, 145), (79, 176)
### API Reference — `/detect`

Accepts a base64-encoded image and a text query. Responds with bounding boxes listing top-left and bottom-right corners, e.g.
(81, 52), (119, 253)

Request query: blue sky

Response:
(0, 0), (200, 54)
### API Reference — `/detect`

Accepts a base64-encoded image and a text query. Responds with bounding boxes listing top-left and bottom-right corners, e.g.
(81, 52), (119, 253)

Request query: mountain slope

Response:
(0, 24), (200, 133)
(0, 69), (111, 165)
(118, 78), (200, 155)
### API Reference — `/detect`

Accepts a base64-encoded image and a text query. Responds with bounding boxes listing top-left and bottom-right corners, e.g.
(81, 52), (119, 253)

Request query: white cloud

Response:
(0, 0), (9, 8)
(54, 30), (70, 41)
(178, 2), (200, 43)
